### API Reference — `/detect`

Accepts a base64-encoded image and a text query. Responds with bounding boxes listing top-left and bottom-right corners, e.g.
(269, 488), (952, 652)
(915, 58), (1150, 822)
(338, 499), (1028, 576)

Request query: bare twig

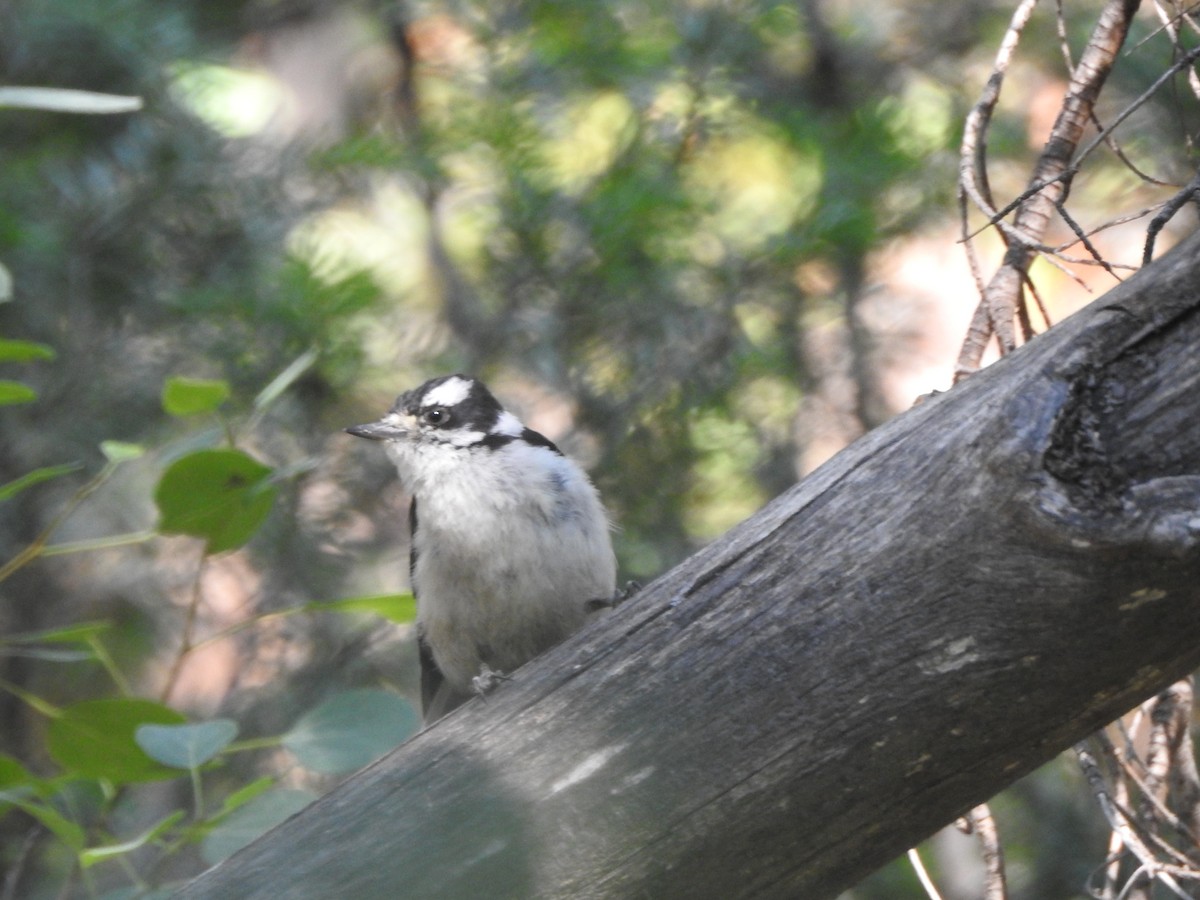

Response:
(1097, 730), (1199, 858)
(955, 0), (1141, 380)
(1079, 731), (1200, 900)
(958, 0), (1040, 238)
(1144, 169), (1200, 264)
(159, 552), (209, 705)
(967, 804), (1008, 900)
(1149, 0), (1200, 99)
(906, 847), (944, 900)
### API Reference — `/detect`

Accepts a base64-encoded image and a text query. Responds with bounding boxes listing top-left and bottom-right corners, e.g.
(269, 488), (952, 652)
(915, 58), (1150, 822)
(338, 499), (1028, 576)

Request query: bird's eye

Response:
(422, 407), (450, 427)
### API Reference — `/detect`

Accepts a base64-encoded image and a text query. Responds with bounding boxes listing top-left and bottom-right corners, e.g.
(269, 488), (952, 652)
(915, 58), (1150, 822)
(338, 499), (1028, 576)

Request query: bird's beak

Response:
(345, 419), (408, 441)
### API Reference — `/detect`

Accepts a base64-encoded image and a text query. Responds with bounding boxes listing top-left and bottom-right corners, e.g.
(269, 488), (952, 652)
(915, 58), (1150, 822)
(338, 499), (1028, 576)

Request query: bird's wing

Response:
(411, 496), (472, 723)
(417, 625), (444, 715)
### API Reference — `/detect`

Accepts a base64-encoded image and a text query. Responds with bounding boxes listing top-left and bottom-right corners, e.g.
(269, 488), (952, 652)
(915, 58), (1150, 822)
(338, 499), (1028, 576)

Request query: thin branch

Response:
(1144, 169), (1200, 264)
(1097, 730), (1199, 855)
(1079, 737), (1200, 900)
(959, 0), (1040, 224)
(159, 552), (209, 705)
(1055, 186), (1125, 283)
(0, 463), (121, 584)
(956, 0), (1141, 379)
(968, 804), (1008, 900)
(906, 848), (944, 900)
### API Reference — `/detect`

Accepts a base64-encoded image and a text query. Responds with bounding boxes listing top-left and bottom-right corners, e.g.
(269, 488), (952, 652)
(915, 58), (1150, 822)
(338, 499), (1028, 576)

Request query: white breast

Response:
(390, 440), (616, 690)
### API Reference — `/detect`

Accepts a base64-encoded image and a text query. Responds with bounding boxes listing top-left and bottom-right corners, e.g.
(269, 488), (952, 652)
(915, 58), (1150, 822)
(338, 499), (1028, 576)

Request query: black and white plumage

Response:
(346, 374), (616, 723)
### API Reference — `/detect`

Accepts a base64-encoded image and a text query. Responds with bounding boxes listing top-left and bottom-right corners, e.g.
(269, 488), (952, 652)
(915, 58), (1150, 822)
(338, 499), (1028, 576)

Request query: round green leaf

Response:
(134, 719), (238, 769)
(154, 449), (277, 553)
(0, 380), (37, 406)
(201, 789), (316, 865)
(162, 376), (231, 417)
(47, 699), (186, 783)
(283, 689), (418, 775)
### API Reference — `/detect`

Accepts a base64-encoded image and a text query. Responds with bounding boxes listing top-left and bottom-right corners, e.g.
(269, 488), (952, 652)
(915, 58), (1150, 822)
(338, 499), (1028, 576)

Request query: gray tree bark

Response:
(178, 230), (1200, 899)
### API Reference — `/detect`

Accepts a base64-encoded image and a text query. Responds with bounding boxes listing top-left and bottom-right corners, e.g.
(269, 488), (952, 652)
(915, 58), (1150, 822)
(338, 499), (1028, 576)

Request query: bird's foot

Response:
(472, 664), (511, 699)
(615, 580), (642, 605)
(585, 580), (642, 613)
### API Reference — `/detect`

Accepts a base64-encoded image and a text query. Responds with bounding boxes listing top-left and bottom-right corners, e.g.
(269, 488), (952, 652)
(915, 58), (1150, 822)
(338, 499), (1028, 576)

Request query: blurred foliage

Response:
(0, 0), (1195, 896)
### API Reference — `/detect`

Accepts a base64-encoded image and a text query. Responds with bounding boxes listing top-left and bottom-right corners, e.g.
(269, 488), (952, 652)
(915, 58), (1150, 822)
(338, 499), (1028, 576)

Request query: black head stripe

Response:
(479, 427), (561, 454)
(393, 375), (505, 434)
(520, 427), (561, 455)
(480, 432), (515, 451)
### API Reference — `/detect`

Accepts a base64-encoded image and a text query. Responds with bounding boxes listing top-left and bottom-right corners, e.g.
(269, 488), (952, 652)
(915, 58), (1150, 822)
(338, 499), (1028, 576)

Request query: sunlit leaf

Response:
(0, 339), (55, 362)
(306, 594), (416, 624)
(0, 86), (142, 114)
(162, 376), (231, 417)
(201, 789), (315, 865)
(167, 63), (283, 138)
(154, 449), (277, 553)
(0, 380), (37, 405)
(282, 689), (418, 774)
(100, 441), (145, 463)
(135, 720), (238, 769)
(80, 810), (185, 868)
(47, 699), (186, 783)
(0, 463), (82, 502)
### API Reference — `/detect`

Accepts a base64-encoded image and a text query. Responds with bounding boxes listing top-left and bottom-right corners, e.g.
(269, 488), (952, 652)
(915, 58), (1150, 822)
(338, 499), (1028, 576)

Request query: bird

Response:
(346, 374), (617, 723)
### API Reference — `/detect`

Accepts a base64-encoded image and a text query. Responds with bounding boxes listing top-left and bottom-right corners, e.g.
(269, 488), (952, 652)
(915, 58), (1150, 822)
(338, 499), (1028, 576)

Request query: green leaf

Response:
(1, 646), (93, 663)
(47, 699), (186, 783)
(154, 449), (277, 553)
(162, 376), (231, 417)
(306, 594), (416, 624)
(0, 753), (37, 790)
(100, 441), (145, 463)
(253, 348), (317, 412)
(282, 689), (418, 775)
(0, 463), (83, 502)
(2, 620), (111, 646)
(0, 380), (37, 406)
(135, 720), (238, 769)
(0, 339), (55, 362)
(80, 809), (185, 868)
(215, 776), (275, 819)
(200, 789), (315, 865)
(0, 86), (143, 114)
(8, 798), (85, 850)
